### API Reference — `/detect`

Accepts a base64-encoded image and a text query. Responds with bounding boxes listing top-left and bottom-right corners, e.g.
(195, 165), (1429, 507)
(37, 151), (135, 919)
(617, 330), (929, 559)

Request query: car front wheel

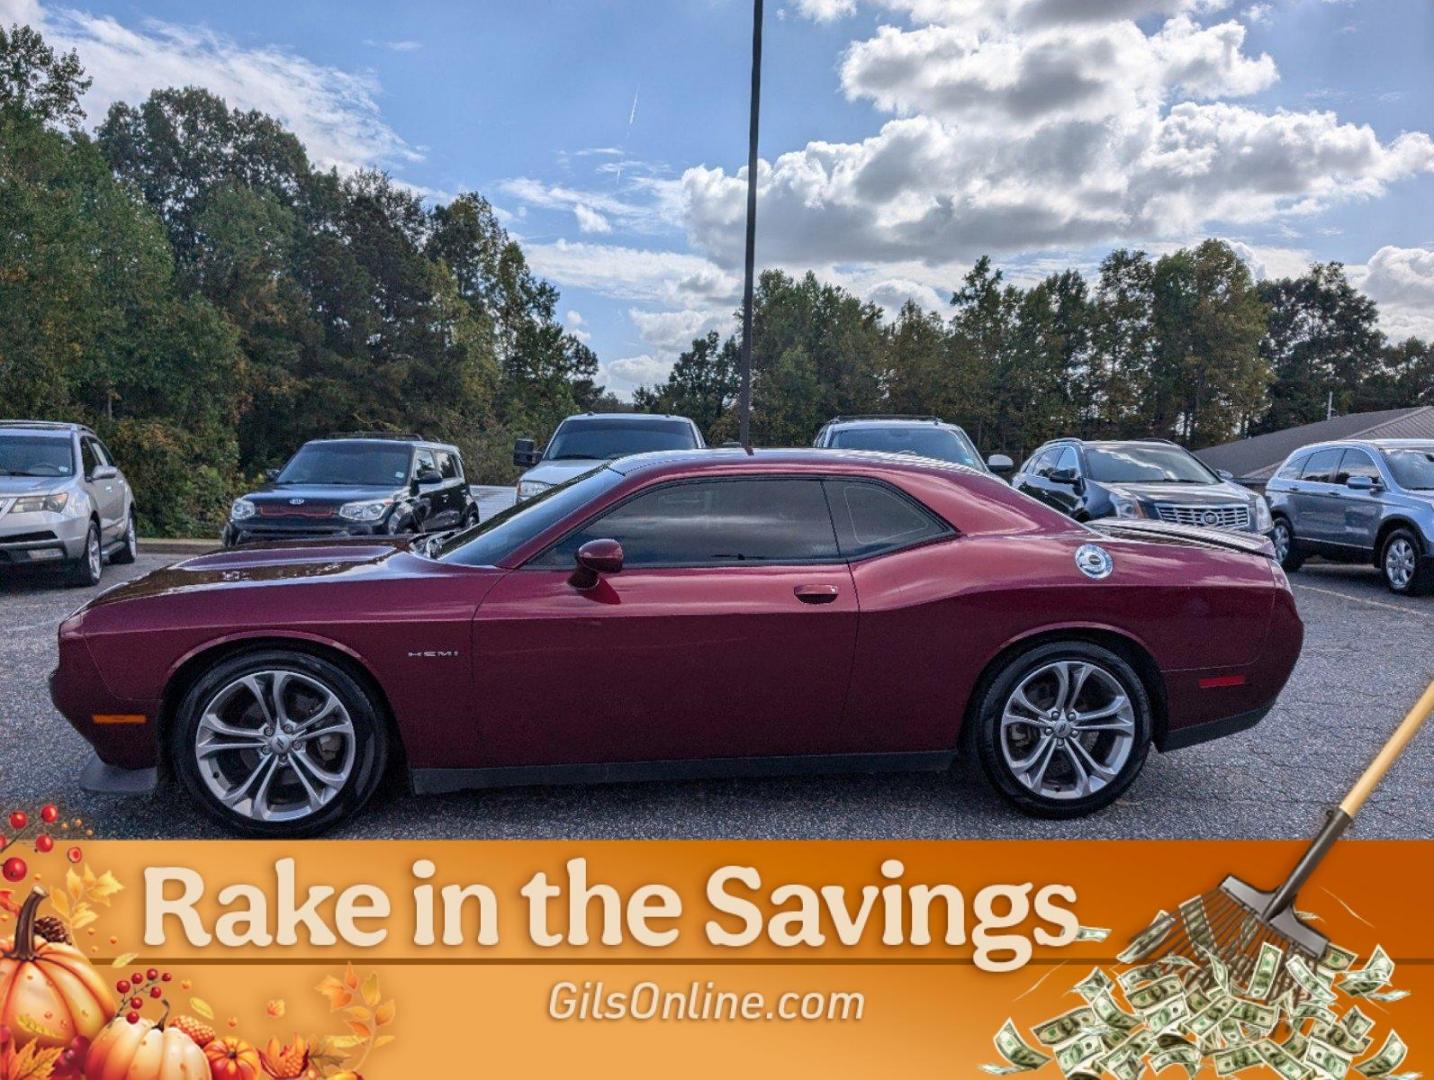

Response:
(1381, 528), (1430, 596)
(112, 510), (138, 565)
(972, 642), (1153, 818)
(172, 650), (389, 837)
(1271, 517), (1303, 572)
(65, 521), (103, 587)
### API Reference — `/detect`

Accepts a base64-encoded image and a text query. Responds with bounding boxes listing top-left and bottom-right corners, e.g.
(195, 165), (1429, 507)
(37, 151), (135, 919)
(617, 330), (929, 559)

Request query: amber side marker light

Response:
(92, 714), (147, 725)
(1197, 674), (1247, 689)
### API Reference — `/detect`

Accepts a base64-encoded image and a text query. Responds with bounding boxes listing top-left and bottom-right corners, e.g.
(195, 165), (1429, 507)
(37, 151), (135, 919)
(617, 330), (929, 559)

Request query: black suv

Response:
(224, 435), (477, 547)
(1012, 438), (1274, 535)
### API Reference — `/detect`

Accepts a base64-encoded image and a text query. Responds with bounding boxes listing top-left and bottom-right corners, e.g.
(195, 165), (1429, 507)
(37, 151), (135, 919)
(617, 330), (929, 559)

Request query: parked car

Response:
(55, 449), (1301, 835)
(224, 434), (477, 547)
(1265, 439), (1434, 596)
(1013, 438), (1273, 535)
(0, 421), (136, 586)
(512, 412), (704, 501)
(813, 415), (1014, 475)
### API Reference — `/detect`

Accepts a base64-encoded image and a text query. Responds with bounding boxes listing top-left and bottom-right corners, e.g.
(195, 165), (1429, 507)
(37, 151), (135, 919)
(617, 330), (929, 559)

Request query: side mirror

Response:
(265, 467), (282, 482)
(1217, 469), (1234, 481)
(1048, 467), (1078, 486)
(569, 538), (623, 590)
(1346, 475), (1377, 491)
(513, 438), (540, 468)
(416, 466), (442, 485)
(987, 454), (1014, 476)
(90, 464), (118, 481)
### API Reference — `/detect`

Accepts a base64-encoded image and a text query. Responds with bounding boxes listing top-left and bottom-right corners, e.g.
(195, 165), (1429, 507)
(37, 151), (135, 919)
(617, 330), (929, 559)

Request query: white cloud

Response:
(1243, 3), (1272, 24)
(5, 0), (417, 172)
(564, 310), (591, 344)
(573, 204), (613, 234)
(525, 239), (740, 308)
(498, 176), (679, 236)
(628, 307), (730, 355)
(602, 354), (676, 396)
(1355, 246), (1434, 341)
(794, 0), (858, 19)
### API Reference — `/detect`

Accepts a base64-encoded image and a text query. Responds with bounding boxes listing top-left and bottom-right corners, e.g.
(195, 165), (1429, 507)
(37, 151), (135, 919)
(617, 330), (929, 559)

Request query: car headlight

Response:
(338, 498), (392, 522)
(1252, 494), (1273, 532)
(11, 492), (69, 514)
(517, 479), (551, 501)
(230, 498), (257, 521)
(1108, 489), (1146, 519)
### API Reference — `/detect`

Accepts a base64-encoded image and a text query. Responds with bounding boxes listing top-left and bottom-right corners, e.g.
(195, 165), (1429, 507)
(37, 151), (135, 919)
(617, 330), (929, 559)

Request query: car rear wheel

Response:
(973, 642), (1153, 818)
(1380, 528), (1430, 596)
(112, 510), (138, 564)
(65, 522), (103, 587)
(172, 650), (388, 837)
(1271, 517), (1303, 572)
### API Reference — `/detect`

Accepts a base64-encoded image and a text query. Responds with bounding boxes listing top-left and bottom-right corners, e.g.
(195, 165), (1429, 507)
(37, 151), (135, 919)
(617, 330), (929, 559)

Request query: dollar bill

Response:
(986, 1019), (1053, 1074)
(1362, 989), (1409, 1004)
(1179, 895), (1216, 952)
(1228, 999), (1279, 1033)
(1245, 941), (1284, 1001)
(1119, 963), (1171, 992)
(1288, 955), (1339, 1005)
(1200, 945), (1232, 993)
(1294, 1001), (1338, 1028)
(1259, 1039), (1313, 1080)
(1146, 997), (1191, 1034)
(1314, 1020), (1373, 1056)
(1342, 1008), (1375, 1040)
(1319, 943), (1358, 973)
(1340, 947), (1394, 997)
(1091, 991), (1141, 1034)
(1118, 911), (1176, 964)
(1355, 1032), (1407, 1078)
(1283, 1031), (1310, 1060)
(1307, 1037), (1354, 1079)
(1034, 1007), (1099, 1047)
(1076, 925), (1112, 942)
(1214, 1045), (1264, 1076)
(1128, 975), (1185, 1014)
(1151, 1044), (1201, 1079)
(1074, 967), (1114, 1002)
(1188, 997), (1237, 1039)
(1057, 1033), (1107, 1075)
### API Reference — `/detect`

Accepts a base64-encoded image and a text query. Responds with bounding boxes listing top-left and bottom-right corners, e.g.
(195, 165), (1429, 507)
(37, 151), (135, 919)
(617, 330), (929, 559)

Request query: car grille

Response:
(0, 530), (59, 544)
(239, 525), (350, 538)
(1153, 503), (1250, 531)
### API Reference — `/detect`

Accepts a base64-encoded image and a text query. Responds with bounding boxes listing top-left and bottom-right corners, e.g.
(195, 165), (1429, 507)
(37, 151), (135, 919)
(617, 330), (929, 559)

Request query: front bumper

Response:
(224, 519), (392, 546)
(0, 510), (89, 565)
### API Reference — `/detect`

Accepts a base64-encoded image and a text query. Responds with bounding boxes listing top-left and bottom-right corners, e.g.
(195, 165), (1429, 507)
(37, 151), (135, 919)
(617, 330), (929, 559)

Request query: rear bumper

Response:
(1159, 704), (1271, 751)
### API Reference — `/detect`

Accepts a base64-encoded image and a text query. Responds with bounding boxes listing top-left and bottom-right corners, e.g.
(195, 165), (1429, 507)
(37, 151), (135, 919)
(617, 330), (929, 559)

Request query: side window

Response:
(1335, 449), (1380, 484)
(825, 480), (950, 559)
(1300, 448), (1343, 484)
(1276, 453), (1309, 480)
(1028, 449), (1057, 477)
(1053, 446), (1079, 476)
(531, 478), (841, 568)
(414, 449), (438, 478)
(89, 439), (114, 467)
(437, 451), (459, 480)
(80, 439), (99, 478)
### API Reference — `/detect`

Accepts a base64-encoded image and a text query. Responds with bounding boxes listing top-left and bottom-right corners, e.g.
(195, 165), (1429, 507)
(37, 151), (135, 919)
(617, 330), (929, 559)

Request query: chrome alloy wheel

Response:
(86, 528), (102, 580)
(1385, 537), (1417, 591)
(193, 670), (357, 824)
(1271, 521), (1291, 564)
(998, 660), (1136, 801)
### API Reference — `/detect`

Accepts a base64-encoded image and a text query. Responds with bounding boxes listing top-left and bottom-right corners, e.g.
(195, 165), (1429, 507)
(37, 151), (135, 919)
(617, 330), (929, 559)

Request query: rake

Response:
(1140, 679), (1434, 1002)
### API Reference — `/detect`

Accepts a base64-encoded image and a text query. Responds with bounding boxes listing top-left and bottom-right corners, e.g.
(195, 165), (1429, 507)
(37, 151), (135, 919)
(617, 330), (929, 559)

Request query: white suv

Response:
(0, 422), (137, 586)
(511, 413), (706, 501)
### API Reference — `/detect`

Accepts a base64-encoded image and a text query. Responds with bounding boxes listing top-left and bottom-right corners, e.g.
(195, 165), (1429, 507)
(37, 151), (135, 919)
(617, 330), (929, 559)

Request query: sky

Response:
(3, 0), (1433, 397)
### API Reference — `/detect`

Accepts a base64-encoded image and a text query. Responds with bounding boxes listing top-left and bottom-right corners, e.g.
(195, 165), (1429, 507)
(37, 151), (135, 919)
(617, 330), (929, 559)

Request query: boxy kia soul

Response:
(53, 450), (1303, 836)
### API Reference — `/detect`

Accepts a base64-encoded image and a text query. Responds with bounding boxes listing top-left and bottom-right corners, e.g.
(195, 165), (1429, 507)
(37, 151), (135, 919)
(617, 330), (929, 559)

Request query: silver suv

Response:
(1266, 439), (1434, 596)
(0, 422), (136, 586)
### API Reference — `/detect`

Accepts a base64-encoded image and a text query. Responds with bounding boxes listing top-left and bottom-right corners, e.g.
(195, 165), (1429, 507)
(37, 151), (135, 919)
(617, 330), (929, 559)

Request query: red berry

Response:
(41, 805), (59, 824)
(8, 812), (26, 831)
(126, 1012), (139, 1024)
(35, 834), (54, 853)
(129, 997), (143, 1010)
(116, 980), (130, 994)
(131, 972), (143, 985)
(161, 972), (172, 982)
(66, 846), (82, 863)
(150, 986), (162, 999)
(2, 857), (26, 882)
(146, 968), (159, 981)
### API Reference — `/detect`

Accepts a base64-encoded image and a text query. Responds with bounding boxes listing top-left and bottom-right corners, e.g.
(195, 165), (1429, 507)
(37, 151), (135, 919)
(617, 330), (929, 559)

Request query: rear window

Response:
(828, 426), (981, 468)
(544, 418), (698, 462)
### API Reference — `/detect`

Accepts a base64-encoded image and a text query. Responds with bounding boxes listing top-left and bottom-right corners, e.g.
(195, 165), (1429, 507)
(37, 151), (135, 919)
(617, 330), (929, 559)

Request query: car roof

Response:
(559, 412), (694, 424)
(304, 436), (459, 452)
(0, 421), (88, 437)
(607, 447), (980, 477)
(1050, 439), (1183, 451)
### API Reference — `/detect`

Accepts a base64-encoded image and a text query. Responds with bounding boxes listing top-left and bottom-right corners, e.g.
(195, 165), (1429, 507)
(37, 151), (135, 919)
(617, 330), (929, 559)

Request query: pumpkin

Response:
(85, 1014), (209, 1080)
(204, 1036), (262, 1080)
(0, 888), (115, 1050)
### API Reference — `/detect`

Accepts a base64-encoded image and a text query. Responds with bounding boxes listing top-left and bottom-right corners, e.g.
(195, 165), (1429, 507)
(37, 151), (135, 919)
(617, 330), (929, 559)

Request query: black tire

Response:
(1380, 527), (1431, 597)
(171, 650), (389, 837)
(112, 510), (138, 564)
(65, 521), (103, 587)
(972, 641), (1153, 819)
(1271, 517), (1303, 572)
(462, 506), (480, 529)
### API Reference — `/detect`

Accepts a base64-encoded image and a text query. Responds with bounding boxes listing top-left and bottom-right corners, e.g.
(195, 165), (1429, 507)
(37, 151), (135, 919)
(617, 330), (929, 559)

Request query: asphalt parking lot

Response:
(1, 553), (1429, 840)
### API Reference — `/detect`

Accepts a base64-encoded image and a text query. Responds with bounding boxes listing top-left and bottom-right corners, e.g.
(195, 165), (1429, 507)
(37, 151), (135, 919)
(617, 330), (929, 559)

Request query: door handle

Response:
(794, 584), (840, 604)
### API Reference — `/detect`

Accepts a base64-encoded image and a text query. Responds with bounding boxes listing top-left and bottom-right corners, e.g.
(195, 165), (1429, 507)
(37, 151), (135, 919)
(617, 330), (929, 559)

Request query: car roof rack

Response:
(322, 431), (429, 442)
(825, 414), (944, 424)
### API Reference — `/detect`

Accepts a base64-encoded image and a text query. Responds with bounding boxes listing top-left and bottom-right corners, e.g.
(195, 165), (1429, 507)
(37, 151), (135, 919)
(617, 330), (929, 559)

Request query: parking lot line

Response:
(1291, 581), (1433, 619)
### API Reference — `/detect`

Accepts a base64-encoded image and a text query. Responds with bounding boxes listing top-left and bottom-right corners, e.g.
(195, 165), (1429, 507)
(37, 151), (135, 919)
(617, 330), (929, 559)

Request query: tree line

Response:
(4, 22), (1432, 536)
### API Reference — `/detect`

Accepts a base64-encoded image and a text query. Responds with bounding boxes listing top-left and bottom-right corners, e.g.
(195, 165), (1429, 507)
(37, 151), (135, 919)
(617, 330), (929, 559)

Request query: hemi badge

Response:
(1198, 675), (1246, 689)
(93, 714), (147, 725)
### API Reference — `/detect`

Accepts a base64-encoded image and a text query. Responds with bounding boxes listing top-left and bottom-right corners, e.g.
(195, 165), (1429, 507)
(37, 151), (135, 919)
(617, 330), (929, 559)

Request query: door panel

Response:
(1334, 449), (1382, 553)
(1294, 448), (1345, 546)
(472, 564), (859, 766)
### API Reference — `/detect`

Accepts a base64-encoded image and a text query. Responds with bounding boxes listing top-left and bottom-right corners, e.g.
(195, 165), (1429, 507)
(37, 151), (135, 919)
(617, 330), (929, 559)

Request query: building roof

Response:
(1196, 407), (1434, 481)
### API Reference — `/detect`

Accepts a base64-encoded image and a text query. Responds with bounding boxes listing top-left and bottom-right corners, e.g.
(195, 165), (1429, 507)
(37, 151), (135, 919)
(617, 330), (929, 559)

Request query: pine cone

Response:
(33, 915), (70, 944)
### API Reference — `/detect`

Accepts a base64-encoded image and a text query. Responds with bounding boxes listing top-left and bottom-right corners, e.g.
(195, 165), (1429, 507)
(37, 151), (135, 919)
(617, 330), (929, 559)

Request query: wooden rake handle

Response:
(1265, 677), (1434, 919)
(1339, 678), (1434, 818)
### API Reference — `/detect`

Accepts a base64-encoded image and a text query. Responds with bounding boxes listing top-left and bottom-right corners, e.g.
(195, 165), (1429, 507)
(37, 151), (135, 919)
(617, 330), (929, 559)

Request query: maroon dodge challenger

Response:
(51, 449), (1303, 835)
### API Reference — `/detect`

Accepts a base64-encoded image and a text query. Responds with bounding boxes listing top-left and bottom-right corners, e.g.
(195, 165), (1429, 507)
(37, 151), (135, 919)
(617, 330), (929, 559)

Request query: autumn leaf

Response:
(373, 1034), (396, 1049)
(360, 972), (381, 1008)
(0, 890), (20, 917)
(266, 999), (286, 1019)
(373, 1000), (395, 1027)
(2, 1041), (64, 1080)
(190, 997), (215, 1020)
(342, 963), (359, 990)
(342, 1006), (371, 1025)
(316, 975), (353, 1011)
(344, 1021), (372, 1040)
(110, 952), (138, 968)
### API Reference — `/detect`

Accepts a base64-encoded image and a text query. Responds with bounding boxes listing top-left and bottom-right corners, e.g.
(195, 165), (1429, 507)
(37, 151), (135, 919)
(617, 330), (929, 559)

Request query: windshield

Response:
(277, 442), (413, 486)
(1084, 445), (1217, 484)
(0, 435), (75, 477)
(828, 426), (983, 468)
(1383, 446), (1434, 490)
(439, 466), (625, 566)
(544, 418), (697, 461)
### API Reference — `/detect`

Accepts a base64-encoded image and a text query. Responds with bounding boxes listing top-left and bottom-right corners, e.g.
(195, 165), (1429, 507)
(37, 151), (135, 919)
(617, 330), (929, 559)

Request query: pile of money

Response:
(983, 906), (1415, 1080)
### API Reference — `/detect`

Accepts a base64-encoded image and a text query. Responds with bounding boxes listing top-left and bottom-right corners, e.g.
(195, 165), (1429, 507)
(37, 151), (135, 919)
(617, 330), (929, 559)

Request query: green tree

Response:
(634, 330), (739, 439)
(1086, 249), (1155, 437)
(0, 22), (89, 129)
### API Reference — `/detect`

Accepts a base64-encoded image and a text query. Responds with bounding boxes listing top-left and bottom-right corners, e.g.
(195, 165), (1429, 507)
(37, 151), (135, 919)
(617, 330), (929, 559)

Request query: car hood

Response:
(0, 475), (73, 495)
(1106, 481), (1252, 504)
(84, 538), (418, 608)
(241, 483), (406, 508)
(521, 460), (607, 487)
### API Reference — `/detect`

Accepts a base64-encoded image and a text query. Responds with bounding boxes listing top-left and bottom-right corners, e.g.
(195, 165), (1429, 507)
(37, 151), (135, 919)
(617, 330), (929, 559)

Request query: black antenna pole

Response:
(738, 0), (763, 449)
